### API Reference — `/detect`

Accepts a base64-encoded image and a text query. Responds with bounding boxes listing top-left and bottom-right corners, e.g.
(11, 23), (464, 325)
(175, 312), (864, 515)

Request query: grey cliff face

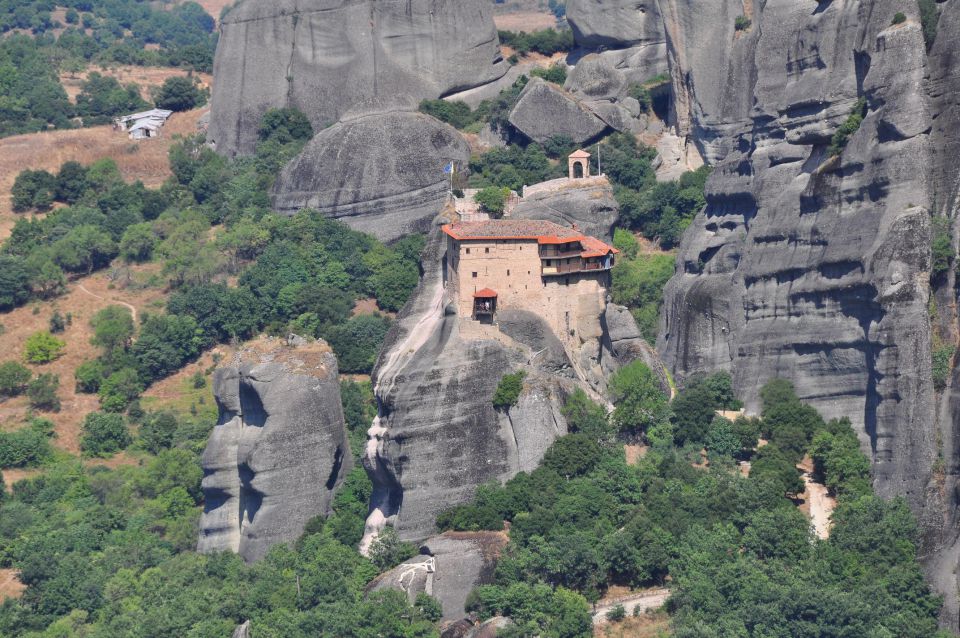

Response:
(271, 100), (470, 243)
(369, 532), (507, 621)
(567, 0), (665, 49)
(209, 0), (508, 157)
(659, 0), (935, 498)
(198, 338), (352, 562)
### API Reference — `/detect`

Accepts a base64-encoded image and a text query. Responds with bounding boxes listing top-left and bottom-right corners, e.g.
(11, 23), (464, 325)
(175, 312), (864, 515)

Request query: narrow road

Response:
(591, 588), (670, 625)
(76, 283), (138, 323)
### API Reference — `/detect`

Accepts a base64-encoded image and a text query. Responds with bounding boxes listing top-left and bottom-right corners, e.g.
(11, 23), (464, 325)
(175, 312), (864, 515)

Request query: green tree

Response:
(81, 412), (131, 456)
(0, 256), (33, 311)
(119, 222), (157, 263)
(98, 368), (143, 413)
(23, 331), (66, 364)
(610, 361), (670, 438)
(27, 373), (60, 412)
(153, 76), (206, 112)
(325, 314), (392, 374)
(74, 359), (105, 394)
(0, 361), (31, 397)
(90, 305), (135, 358)
(138, 411), (179, 454)
(493, 371), (527, 409)
(474, 186), (512, 217)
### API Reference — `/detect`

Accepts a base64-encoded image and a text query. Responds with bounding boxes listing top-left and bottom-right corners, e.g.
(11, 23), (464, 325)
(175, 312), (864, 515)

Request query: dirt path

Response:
(592, 589), (670, 625)
(76, 283), (138, 323)
(797, 456), (835, 539)
(0, 569), (24, 600)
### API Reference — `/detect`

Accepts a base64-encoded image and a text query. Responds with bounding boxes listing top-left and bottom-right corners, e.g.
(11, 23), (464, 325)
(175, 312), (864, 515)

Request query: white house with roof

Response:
(113, 108), (174, 140)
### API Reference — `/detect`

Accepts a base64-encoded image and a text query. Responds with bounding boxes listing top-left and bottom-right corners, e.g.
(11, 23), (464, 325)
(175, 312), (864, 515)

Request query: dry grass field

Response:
(60, 65), (212, 102)
(494, 11), (559, 32)
(595, 612), (671, 638)
(0, 107), (207, 242)
(0, 265), (169, 454)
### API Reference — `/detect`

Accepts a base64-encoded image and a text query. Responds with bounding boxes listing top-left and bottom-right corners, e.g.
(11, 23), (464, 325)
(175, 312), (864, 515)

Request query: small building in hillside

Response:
(442, 220), (618, 338)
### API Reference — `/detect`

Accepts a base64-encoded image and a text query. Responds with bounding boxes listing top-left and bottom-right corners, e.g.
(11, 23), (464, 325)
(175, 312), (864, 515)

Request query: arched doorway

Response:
(572, 161), (584, 179)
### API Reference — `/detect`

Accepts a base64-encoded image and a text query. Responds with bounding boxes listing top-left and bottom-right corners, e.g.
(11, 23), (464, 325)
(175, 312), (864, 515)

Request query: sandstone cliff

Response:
(208, 0), (507, 157)
(198, 337), (352, 562)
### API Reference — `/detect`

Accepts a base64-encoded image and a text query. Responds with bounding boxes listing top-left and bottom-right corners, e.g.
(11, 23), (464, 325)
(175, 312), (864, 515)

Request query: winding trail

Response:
(76, 283), (138, 322)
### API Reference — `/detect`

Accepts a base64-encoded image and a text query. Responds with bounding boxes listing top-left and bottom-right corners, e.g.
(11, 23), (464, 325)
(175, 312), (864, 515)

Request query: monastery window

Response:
(507, 270), (511, 276)
(466, 248), (471, 254)
(472, 272), (477, 278)
(485, 247), (490, 253)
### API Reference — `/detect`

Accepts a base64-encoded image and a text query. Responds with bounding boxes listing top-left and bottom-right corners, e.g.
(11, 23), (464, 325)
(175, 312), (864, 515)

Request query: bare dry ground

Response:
(0, 107), (207, 242)
(494, 11), (559, 32)
(594, 611), (671, 638)
(0, 266), (168, 454)
(0, 569), (26, 601)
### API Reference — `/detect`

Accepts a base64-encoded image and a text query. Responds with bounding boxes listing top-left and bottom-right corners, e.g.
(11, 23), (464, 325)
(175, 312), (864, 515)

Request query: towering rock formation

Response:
(208, 0), (508, 158)
(198, 337), (352, 562)
(647, 0), (959, 625)
(360, 222), (662, 548)
(271, 97), (470, 242)
(567, 0), (668, 83)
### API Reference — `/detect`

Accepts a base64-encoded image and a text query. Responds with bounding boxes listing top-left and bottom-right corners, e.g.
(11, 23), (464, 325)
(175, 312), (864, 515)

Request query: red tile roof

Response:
(473, 288), (498, 298)
(442, 220), (618, 257)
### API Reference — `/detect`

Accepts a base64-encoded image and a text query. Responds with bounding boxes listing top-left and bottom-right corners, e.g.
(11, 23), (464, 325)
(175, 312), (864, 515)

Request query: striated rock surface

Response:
(513, 177), (619, 242)
(271, 98), (470, 242)
(369, 532), (507, 621)
(567, 0), (665, 49)
(508, 78), (609, 144)
(198, 337), (352, 562)
(603, 303), (670, 395)
(654, 0), (959, 615)
(208, 0), (507, 157)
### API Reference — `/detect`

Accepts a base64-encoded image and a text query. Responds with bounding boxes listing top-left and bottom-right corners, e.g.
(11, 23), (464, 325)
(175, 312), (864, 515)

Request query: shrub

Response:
(120, 223), (158, 263)
(90, 305), (135, 357)
(610, 361), (670, 438)
(75, 360), (105, 394)
(0, 361), (32, 397)
(930, 216), (953, 282)
(0, 419), (54, 468)
(530, 64), (568, 85)
(493, 371), (526, 409)
(27, 374), (60, 412)
(474, 186), (512, 217)
(11, 170), (56, 213)
(919, 0), (939, 50)
(81, 412), (131, 456)
(827, 98), (867, 157)
(734, 15), (752, 31)
(891, 12), (907, 25)
(98, 368), (143, 413)
(325, 314), (392, 374)
(23, 332), (66, 364)
(932, 345), (955, 391)
(257, 107), (314, 143)
(138, 411), (179, 454)
(418, 99), (477, 130)
(49, 311), (66, 334)
(368, 527), (418, 571)
(606, 604), (626, 622)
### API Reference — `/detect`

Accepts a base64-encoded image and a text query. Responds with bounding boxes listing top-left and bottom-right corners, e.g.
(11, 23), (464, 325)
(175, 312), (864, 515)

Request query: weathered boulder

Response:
(271, 98), (470, 242)
(508, 78), (608, 144)
(567, 0), (665, 49)
(564, 54), (627, 101)
(209, 0), (507, 157)
(513, 177), (619, 241)
(231, 622), (250, 638)
(369, 532), (507, 621)
(198, 337), (352, 562)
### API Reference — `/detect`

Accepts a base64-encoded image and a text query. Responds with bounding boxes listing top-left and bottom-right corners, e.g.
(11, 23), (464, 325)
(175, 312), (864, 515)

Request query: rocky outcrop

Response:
(271, 98), (470, 242)
(654, 0), (955, 615)
(369, 532), (507, 621)
(567, 0), (664, 49)
(513, 176), (619, 241)
(198, 337), (351, 562)
(208, 0), (508, 157)
(508, 78), (609, 144)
